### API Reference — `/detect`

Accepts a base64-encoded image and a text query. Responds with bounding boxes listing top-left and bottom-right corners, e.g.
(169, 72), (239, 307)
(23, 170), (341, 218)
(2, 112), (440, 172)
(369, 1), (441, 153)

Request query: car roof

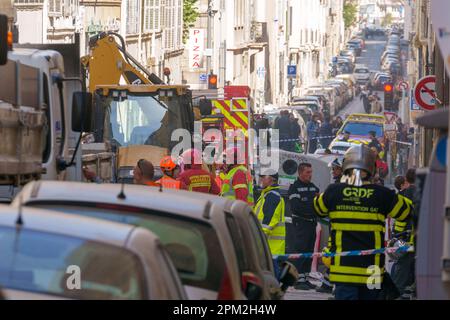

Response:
(15, 181), (232, 223)
(0, 204), (141, 246)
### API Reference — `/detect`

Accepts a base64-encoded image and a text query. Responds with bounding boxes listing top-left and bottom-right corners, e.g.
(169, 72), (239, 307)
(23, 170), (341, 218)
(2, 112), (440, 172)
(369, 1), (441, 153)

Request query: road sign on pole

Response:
(287, 65), (297, 78)
(414, 75), (437, 111)
(397, 81), (409, 92)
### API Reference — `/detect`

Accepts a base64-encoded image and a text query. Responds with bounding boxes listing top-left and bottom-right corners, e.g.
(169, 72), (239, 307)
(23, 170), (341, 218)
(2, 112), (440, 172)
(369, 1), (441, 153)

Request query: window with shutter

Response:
(126, 0), (139, 34)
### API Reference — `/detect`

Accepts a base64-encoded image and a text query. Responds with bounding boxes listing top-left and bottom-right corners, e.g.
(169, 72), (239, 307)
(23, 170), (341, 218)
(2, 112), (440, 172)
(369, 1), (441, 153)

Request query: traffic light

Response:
(384, 83), (394, 111)
(208, 74), (218, 89)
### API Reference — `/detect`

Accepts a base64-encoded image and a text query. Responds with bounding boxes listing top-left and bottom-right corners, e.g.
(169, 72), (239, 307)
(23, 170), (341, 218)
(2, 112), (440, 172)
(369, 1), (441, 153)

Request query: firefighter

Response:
(157, 156), (181, 189)
(317, 158), (344, 294)
(313, 144), (413, 300)
(254, 169), (286, 277)
(288, 163), (320, 290)
(220, 147), (254, 206)
(178, 149), (221, 195)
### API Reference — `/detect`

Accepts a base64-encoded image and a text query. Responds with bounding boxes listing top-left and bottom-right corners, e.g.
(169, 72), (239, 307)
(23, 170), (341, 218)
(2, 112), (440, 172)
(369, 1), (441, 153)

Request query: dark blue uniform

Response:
(287, 179), (320, 275)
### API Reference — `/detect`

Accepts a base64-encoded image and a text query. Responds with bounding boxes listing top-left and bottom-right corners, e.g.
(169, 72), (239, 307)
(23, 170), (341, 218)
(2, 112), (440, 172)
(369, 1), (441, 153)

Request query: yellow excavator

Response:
(80, 32), (209, 182)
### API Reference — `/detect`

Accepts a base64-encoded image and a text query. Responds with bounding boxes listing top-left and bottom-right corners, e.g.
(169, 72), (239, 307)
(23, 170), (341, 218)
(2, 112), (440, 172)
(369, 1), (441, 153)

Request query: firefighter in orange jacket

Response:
(157, 156), (181, 189)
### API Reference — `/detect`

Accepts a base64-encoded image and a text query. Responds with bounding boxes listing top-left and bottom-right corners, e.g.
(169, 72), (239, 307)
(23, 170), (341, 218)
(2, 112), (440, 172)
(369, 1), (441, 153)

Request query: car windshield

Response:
(355, 69), (369, 73)
(30, 204), (226, 292)
(0, 227), (146, 299)
(341, 122), (383, 137)
(102, 93), (189, 150)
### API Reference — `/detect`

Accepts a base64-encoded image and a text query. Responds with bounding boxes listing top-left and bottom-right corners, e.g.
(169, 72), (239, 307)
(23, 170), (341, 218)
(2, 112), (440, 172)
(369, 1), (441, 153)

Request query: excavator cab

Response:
(81, 32), (202, 182)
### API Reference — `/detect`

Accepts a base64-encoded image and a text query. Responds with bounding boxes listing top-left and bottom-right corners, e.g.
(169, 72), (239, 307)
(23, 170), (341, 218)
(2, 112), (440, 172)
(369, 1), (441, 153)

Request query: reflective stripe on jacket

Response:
(221, 165), (254, 206)
(313, 183), (412, 285)
(157, 176), (181, 189)
(254, 185), (286, 255)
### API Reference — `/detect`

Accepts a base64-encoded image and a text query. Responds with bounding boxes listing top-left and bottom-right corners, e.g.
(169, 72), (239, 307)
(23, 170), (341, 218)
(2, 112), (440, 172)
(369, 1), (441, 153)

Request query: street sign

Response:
(199, 74), (207, 82)
(287, 65), (297, 78)
(397, 81), (409, 92)
(410, 89), (420, 111)
(414, 75), (437, 111)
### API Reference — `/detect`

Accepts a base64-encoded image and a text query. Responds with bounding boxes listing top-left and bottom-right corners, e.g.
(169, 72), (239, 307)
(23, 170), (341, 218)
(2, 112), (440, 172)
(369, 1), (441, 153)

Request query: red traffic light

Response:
(384, 84), (393, 92)
(208, 74), (218, 89)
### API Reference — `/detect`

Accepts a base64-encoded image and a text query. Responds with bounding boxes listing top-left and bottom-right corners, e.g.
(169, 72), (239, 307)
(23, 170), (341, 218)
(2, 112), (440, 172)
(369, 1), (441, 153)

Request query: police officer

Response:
(254, 169), (286, 278)
(330, 158), (343, 184)
(313, 145), (412, 300)
(288, 163), (320, 290)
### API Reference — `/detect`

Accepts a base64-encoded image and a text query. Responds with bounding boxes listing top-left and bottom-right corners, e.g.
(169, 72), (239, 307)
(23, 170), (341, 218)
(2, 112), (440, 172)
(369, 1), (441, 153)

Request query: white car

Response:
(0, 205), (187, 300)
(353, 65), (370, 84)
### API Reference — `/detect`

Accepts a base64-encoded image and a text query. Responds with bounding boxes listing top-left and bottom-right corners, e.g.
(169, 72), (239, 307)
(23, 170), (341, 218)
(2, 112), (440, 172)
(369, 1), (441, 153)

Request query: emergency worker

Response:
(157, 156), (181, 189)
(313, 144), (412, 300)
(178, 149), (220, 195)
(220, 147), (254, 206)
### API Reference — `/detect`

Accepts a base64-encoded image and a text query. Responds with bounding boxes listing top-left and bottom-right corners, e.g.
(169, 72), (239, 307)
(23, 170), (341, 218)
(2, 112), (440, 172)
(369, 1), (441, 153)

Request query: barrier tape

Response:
(274, 245), (414, 261)
(390, 139), (412, 147)
(273, 135), (337, 143)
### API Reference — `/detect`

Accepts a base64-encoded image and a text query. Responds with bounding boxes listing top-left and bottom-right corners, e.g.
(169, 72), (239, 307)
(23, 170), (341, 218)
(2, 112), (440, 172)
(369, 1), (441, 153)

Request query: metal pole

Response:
(206, 0), (212, 74)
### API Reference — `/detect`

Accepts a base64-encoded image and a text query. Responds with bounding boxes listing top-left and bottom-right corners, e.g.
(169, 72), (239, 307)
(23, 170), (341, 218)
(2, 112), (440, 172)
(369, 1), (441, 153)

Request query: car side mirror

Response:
(242, 272), (263, 300)
(279, 261), (299, 291)
(72, 91), (93, 133)
(199, 98), (213, 116)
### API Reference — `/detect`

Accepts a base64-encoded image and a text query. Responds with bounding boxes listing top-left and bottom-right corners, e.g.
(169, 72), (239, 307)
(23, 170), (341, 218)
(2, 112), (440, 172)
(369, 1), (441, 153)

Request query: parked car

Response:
(0, 205), (187, 300)
(266, 108), (308, 146)
(353, 65), (370, 85)
(371, 72), (393, 90)
(346, 42), (362, 56)
(12, 181), (295, 300)
(339, 50), (356, 64)
(286, 103), (314, 122)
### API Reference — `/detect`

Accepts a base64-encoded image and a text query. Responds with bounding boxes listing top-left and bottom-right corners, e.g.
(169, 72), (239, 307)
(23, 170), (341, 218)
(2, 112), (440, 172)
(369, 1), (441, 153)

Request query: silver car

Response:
(0, 205), (187, 300)
(13, 181), (250, 300)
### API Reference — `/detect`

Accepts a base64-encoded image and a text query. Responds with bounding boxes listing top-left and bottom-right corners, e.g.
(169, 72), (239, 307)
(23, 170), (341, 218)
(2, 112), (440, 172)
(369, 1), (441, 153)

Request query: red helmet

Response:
(160, 156), (177, 171)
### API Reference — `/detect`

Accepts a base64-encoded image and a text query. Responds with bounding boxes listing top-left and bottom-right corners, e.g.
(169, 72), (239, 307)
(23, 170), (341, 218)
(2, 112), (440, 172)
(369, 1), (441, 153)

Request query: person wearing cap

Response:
(254, 170), (286, 257)
(313, 144), (412, 300)
(157, 156), (181, 189)
(220, 147), (254, 206)
(330, 158), (343, 184)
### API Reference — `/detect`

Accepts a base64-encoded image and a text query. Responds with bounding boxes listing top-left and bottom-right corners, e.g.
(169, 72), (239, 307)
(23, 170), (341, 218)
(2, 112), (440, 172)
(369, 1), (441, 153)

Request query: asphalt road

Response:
(338, 37), (386, 118)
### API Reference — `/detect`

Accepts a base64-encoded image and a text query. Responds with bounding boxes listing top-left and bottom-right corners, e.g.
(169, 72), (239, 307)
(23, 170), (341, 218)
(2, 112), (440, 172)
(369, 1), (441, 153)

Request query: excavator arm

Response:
(80, 32), (164, 93)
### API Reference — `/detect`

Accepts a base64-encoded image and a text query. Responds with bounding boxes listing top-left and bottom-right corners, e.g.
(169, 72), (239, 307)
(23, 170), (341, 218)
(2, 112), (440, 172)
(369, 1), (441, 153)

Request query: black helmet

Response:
(342, 145), (376, 177)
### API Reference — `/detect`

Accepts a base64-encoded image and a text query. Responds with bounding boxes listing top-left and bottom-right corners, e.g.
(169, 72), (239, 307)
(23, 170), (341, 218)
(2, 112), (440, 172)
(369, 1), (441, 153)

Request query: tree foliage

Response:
(183, 0), (199, 44)
(343, 1), (358, 29)
(382, 13), (393, 27)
